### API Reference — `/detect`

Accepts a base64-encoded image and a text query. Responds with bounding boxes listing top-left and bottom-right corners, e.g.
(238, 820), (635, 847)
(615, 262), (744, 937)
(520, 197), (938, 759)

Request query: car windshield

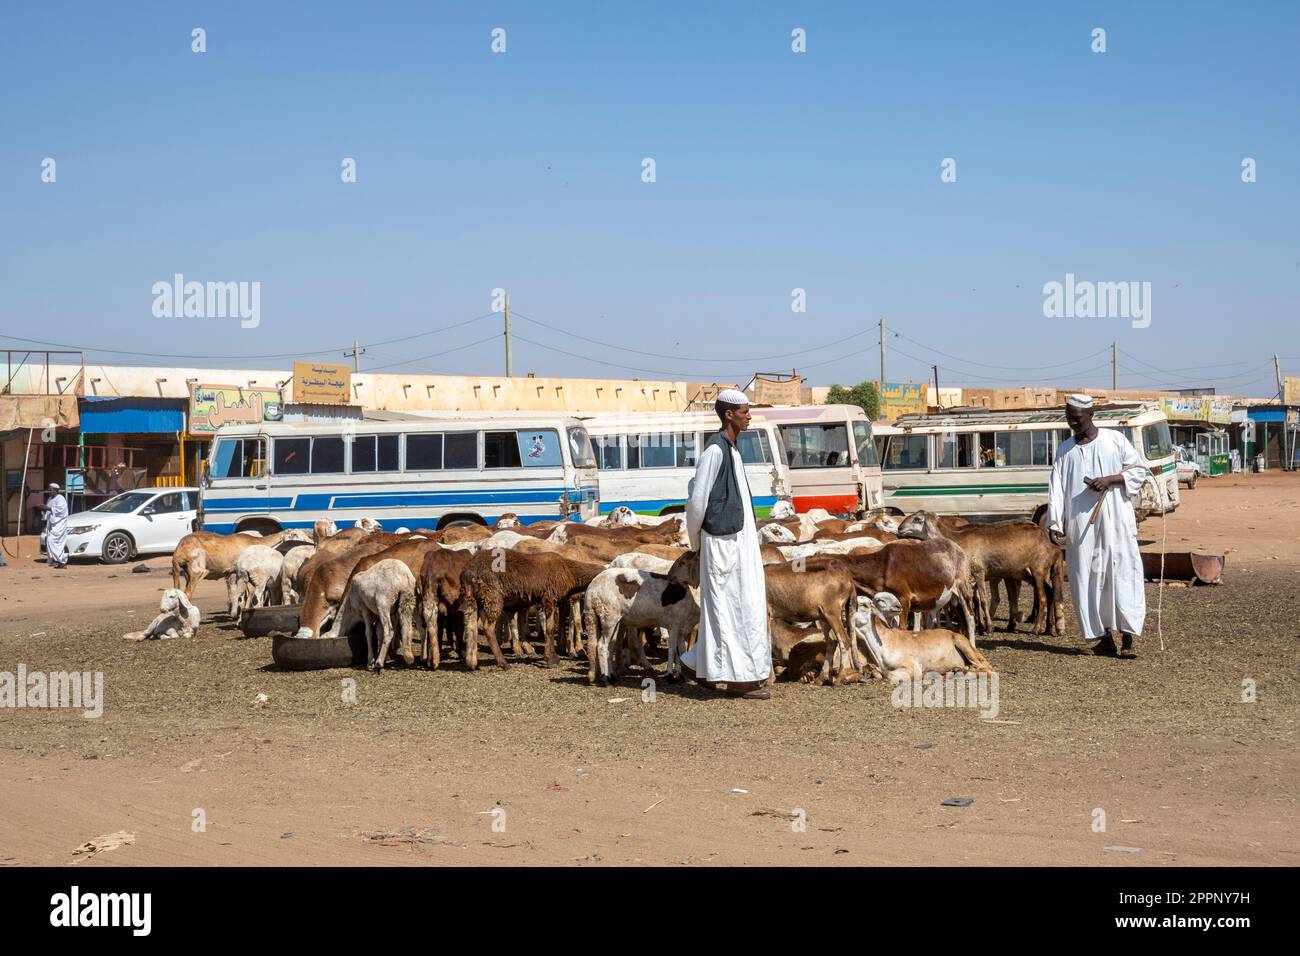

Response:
(90, 491), (154, 514)
(567, 427), (597, 467)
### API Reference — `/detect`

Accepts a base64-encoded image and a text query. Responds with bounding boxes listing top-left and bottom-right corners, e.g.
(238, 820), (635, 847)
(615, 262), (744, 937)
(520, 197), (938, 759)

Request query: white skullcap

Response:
(1066, 393), (1094, 409)
(716, 388), (749, 405)
(48, 482), (60, 490)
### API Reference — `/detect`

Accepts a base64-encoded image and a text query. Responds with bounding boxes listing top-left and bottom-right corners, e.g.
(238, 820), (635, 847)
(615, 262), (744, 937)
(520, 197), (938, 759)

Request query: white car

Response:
(41, 487), (199, 564)
(1174, 447), (1202, 489)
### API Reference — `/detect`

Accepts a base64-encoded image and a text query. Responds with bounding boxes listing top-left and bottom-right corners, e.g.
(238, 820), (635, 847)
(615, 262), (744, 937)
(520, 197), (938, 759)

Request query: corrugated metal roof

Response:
(78, 397), (185, 434)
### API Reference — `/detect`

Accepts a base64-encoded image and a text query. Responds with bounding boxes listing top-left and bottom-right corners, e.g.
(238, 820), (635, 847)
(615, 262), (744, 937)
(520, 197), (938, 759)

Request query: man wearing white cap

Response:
(679, 389), (771, 698)
(1047, 395), (1146, 657)
(45, 482), (69, 570)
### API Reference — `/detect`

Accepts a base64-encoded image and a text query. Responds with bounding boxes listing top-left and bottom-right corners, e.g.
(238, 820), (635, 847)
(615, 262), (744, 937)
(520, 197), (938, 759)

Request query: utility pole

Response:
(504, 292), (513, 377)
(879, 318), (887, 390)
(1275, 353), (1284, 402)
(932, 364), (940, 399)
(344, 339), (366, 373)
(1112, 340), (1117, 392)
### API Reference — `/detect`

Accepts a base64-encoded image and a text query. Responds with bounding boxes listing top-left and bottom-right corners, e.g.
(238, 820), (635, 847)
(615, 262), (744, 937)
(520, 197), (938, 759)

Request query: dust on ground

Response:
(1, 473), (1296, 866)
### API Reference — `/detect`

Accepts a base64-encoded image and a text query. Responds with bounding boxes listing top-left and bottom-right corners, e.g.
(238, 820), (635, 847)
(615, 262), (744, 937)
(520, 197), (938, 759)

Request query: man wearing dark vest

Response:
(679, 389), (771, 699)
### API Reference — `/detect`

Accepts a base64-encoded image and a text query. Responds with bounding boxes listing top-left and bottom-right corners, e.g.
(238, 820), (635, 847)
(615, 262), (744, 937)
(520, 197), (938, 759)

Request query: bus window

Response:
(937, 432), (976, 468)
(591, 435), (622, 470)
(629, 433), (674, 469)
(675, 432), (698, 468)
(518, 430), (562, 468)
(852, 422), (878, 467)
(444, 432), (478, 469)
(779, 423), (849, 469)
(211, 438), (264, 479)
(405, 434), (443, 471)
(1142, 422), (1173, 460)
(273, 437), (310, 475)
(311, 436), (345, 474)
(351, 435), (399, 473)
(485, 431), (523, 469)
(884, 435), (928, 470)
(737, 430), (772, 465)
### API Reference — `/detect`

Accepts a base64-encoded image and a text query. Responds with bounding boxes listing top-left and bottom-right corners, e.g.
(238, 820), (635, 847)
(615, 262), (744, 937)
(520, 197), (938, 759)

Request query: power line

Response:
(0, 312), (498, 362)
(511, 310), (869, 363)
(889, 330), (1111, 371)
(363, 333), (503, 372)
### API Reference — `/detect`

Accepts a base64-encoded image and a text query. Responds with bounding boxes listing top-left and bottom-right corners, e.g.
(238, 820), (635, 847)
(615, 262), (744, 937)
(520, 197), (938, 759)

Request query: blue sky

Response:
(2, 1), (1296, 396)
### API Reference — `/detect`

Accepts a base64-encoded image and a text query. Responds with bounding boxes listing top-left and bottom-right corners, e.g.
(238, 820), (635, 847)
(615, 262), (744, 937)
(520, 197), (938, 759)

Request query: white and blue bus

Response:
(199, 415), (600, 534)
(581, 412), (791, 519)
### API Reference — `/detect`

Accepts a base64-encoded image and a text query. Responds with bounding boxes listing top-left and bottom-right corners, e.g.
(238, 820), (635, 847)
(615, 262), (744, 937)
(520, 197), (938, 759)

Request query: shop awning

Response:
(78, 397), (185, 434)
(0, 394), (79, 431)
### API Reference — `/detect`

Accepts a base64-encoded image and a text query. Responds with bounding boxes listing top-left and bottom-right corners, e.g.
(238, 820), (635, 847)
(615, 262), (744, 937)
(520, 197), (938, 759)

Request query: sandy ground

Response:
(0, 473), (1296, 867)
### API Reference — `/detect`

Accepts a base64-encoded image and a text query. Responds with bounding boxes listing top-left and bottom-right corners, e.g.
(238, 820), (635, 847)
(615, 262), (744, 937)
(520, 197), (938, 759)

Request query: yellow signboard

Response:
(293, 361), (352, 405)
(1285, 376), (1300, 406)
(189, 385), (284, 436)
(881, 382), (927, 420)
(1160, 397), (1235, 424)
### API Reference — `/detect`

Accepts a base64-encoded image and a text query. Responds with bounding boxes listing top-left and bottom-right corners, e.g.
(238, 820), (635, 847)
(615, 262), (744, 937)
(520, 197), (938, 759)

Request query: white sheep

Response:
(354, 516), (383, 533)
(331, 559), (418, 674)
(583, 566), (700, 685)
(769, 499), (797, 520)
(232, 544), (284, 616)
(776, 536), (883, 562)
(759, 522), (798, 544)
(278, 544), (316, 605)
(123, 589), (201, 641)
(495, 512), (520, 530)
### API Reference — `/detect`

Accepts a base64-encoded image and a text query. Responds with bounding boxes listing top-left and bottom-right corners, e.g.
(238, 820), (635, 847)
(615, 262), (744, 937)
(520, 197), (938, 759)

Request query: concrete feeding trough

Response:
(1142, 551), (1225, 585)
(239, 605), (302, 638)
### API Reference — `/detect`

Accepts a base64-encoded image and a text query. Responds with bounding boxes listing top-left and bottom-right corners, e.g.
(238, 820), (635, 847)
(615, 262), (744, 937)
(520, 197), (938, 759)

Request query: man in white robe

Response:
(45, 482), (69, 570)
(1047, 395), (1147, 657)
(679, 389), (771, 699)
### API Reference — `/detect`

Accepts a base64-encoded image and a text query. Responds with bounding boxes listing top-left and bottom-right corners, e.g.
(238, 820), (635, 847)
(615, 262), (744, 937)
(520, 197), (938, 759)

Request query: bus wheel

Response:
(236, 518), (281, 537)
(439, 516), (485, 531)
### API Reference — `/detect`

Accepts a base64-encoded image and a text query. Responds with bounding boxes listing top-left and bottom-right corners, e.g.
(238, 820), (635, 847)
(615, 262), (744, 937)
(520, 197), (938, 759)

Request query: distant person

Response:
(679, 389), (771, 699)
(45, 482), (69, 570)
(1047, 394), (1146, 657)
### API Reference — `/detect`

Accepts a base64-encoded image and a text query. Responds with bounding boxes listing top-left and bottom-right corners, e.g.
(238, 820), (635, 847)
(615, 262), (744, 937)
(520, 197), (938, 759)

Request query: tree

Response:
(825, 381), (881, 420)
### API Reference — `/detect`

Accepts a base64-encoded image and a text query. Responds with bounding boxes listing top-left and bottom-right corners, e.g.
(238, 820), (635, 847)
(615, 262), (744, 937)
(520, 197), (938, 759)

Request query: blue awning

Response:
(78, 397), (185, 434)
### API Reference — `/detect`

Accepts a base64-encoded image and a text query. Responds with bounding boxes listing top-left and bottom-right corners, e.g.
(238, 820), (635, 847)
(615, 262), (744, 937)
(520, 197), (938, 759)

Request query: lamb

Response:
(122, 589), (201, 641)
(294, 537), (407, 638)
(584, 566), (700, 685)
(416, 547), (474, 669)
(278, 545), (316, 604)
(852, 592), (993, 684)
(331, 559), (418, 673)
(231, 544), (285, 616)
(759, 523), (798, 544)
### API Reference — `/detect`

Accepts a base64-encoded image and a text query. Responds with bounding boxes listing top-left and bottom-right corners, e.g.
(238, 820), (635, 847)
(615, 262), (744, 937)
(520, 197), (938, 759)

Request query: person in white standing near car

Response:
(1047, 394), (1147, 658)
(678, 389), (771, 699)
(44, 482), (69, 569)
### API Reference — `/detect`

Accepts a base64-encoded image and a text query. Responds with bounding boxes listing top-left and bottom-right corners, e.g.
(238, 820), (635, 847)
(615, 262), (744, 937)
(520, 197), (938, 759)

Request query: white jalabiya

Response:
(45, 492), (69, 566)
(1047, 429), (1147, 641)
(681, 438), (771, 683)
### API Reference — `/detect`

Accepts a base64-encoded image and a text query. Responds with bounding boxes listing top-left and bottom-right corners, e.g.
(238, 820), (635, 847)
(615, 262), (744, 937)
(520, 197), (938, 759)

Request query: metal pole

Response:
(1275, 354), (1284, 403)
(879, 318), (886, 389)
(504, 292), (513, 377)
(1112, 340), (1117, 392)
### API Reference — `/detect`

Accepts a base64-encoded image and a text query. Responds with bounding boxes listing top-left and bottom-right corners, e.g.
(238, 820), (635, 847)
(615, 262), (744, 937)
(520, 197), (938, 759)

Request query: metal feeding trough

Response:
(239, 605), (302, 638)
(1142, 551), (1225, 585)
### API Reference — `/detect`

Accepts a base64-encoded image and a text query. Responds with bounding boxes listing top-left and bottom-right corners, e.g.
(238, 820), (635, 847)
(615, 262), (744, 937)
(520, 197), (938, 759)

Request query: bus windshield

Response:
(852, 421), (878, 467)
(1142, 422), (1173, 460)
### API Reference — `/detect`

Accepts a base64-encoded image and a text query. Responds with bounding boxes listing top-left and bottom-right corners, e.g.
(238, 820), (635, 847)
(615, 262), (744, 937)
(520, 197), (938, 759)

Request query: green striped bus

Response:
(873, 402), (1179, 521)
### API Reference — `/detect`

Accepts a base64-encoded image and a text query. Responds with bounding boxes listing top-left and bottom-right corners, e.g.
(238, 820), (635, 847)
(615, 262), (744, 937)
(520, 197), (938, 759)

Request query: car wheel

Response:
(101, 531), (134, 564)
(1188, 473), (1197, 489)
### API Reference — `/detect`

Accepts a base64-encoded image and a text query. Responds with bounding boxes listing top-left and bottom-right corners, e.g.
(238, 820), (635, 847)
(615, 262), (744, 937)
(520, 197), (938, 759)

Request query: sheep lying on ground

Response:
(851, 592), (993, 683)
(123, 589), (201, 641)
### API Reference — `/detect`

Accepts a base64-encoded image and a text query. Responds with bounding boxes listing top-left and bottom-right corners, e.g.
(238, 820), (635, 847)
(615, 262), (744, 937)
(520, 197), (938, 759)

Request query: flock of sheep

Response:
(136, 500), (1066, 689)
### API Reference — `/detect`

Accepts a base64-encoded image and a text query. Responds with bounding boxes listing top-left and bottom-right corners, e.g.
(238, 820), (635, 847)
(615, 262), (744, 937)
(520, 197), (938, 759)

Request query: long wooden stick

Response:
(1088, 483), (1110, 526)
